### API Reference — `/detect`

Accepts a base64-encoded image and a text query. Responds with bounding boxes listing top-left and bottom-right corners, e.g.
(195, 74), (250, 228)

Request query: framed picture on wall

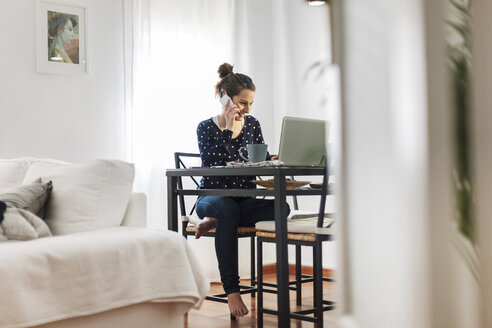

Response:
(35, 0), (89, 76)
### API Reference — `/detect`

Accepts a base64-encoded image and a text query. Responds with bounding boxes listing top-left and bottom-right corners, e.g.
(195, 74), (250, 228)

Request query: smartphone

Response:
(219, 93), (234, 108)
(219, 92), (242, 121)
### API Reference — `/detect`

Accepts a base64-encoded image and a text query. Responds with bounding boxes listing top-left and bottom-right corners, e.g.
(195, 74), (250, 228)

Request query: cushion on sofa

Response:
(0, 201), (6, 223)
(22, 160), (135, 235)
(0, 179), (53, 218)
(0, 158), (67, 189)
(0, 206), (52, 242)
(0, 158), (35, 189)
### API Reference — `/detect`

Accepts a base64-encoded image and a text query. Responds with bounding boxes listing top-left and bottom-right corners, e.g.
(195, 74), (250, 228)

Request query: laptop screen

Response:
(278, 116), (329, 167)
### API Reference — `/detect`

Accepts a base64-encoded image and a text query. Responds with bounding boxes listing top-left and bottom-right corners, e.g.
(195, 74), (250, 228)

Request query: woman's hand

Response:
(224, 100), (239, 130)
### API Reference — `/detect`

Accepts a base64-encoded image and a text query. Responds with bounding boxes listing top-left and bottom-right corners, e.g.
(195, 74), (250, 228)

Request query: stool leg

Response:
(257, 238), (264, 328)
(313, 241), (323, 327)
(251, 236), (256, 298)
(296, 245), (302, 306)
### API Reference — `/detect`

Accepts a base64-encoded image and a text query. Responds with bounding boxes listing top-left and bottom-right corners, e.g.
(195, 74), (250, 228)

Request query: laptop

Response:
(278, 116), (329, 167)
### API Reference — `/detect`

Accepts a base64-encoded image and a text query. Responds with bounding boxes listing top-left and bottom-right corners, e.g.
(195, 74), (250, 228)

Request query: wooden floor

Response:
(185, 272), (336, 328)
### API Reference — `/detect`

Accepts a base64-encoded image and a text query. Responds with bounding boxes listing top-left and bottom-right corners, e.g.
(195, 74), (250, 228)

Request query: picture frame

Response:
(35, 0), (89, 76)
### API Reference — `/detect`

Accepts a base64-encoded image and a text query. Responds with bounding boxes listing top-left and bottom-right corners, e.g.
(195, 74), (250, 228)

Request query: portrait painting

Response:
(36, 0), (88, 76)
(47, 11), (79, 64)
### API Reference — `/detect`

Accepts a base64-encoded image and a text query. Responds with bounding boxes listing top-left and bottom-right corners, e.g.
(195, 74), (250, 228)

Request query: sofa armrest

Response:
(121, 193), (147, 227)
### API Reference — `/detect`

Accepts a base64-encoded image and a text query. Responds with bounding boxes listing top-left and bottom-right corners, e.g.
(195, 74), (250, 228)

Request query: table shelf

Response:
(175, 188), (331, 197)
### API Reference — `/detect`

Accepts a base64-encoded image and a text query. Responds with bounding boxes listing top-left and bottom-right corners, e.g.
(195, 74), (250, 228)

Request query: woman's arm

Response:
(197, 122), (236, 166)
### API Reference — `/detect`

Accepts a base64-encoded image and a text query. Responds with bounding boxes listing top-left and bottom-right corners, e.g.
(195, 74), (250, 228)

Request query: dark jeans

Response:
(195, 196), (290, 294)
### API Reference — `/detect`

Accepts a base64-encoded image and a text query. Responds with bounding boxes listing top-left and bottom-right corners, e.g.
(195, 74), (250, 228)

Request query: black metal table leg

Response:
(274, 175), (290, 328)
(257, 237), (264, 328)
(167, 176), (178, 232)
(314, 239), (323, 327)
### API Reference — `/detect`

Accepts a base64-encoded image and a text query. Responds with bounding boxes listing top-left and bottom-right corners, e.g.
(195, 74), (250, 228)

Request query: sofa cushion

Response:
(0, 206), (52, 242)
(22, 160), (135, 235)
(0, 201), (6, 223)
(0, 158), (67, 189)
(255, 216), (335, 234)
(0, 179), (53, 218)
(0, 158), (35, 189)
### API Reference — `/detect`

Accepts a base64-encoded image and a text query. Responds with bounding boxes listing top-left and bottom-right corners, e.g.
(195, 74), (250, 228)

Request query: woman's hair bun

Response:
(215, 62), (254, 97)
(217, 63), (234, 79)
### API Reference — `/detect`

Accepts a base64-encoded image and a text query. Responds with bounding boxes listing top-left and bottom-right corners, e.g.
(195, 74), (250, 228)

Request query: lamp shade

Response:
(307, 0), (327, 6)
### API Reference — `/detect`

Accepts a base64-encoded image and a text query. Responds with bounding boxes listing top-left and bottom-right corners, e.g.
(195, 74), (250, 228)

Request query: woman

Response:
(195, 63), (290, 318)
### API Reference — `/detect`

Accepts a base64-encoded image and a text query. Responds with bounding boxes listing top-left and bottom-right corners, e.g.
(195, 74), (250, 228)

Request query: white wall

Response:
(0, 0), (126, 163)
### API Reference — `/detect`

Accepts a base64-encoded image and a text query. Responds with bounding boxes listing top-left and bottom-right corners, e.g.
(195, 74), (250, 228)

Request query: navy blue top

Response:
(196, 115), (270, 189)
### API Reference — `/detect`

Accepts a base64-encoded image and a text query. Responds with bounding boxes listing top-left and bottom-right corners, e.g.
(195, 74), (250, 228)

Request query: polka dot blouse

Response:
(196, 115), (271, 189)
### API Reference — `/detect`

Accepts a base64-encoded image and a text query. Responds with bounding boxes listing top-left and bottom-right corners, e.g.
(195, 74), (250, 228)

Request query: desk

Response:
(166, 166), (327, 328)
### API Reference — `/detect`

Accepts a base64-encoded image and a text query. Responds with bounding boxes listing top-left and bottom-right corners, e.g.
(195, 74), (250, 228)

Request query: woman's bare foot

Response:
(227, 292), (249, 318)
(195, 216), (217, 239)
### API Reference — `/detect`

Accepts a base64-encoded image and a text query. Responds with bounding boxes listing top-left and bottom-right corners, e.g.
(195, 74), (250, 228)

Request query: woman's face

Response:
(232, 89), (255, 120)
(61, 19), (74, 44)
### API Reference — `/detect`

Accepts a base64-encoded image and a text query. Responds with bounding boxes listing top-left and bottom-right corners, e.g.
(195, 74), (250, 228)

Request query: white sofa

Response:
(0, 158), (209, 328)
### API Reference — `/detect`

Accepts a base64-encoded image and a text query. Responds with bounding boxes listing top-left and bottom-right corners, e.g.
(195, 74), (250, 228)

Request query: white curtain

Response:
(129, 0), (333, 280)
(130, 0), (236, 281)
(131, 0), (234, 227)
